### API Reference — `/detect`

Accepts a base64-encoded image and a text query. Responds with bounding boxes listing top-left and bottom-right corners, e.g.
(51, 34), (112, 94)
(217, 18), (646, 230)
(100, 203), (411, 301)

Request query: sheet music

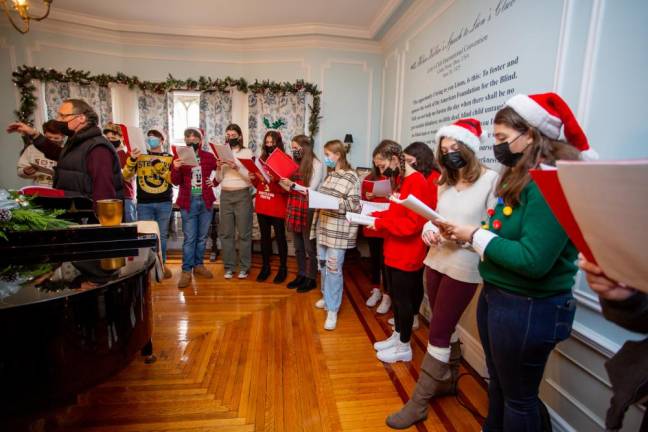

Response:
(175, 146), (198, 166)
(309, 190), (339, 210)
(360, 200), (389, 216)
(557, 160), (648, 293)
(214, 144), (236, 163)
(390, 194), (446, 221)
(371, 179), (392, 197)
(345, 213), (376, 226)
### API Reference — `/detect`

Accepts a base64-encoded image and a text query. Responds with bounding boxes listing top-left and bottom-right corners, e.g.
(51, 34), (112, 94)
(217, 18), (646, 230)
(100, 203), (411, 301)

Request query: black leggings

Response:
(257, 213), (288, 268)
(367, 237), (390, 294)
(386, 265), (424, 343)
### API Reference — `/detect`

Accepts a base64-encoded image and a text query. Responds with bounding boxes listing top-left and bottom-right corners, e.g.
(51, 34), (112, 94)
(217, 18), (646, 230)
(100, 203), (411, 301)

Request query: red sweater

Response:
(252, 177), (288, 219)
(170, 149), (218, 211)
(426, 170), (441, 209)
(373, 171), (432, 272)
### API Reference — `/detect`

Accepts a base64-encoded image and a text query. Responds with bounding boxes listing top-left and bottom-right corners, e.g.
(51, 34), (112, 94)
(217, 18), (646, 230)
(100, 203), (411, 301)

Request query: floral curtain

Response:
(248, 92), (306, 154)
(44, 81), (113, 127)
(137, 91), (171, 144)
(199, 91), (232, 144)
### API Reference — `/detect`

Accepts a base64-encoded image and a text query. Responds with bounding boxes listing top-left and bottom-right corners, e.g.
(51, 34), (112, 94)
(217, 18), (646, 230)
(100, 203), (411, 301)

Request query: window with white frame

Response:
(171, 91), (201, 145)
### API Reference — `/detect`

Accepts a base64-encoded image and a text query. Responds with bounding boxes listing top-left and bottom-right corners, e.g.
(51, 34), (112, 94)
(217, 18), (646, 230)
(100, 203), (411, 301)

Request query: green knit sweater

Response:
(478, 181), (578, 298)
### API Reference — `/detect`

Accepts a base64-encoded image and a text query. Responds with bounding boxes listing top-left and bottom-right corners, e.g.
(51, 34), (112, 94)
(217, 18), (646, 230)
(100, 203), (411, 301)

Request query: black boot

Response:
(297, 277), (317, 293)
(256, 266), (271, 282)
(273, 266), (288, 284)
(287, 275), (305, 289)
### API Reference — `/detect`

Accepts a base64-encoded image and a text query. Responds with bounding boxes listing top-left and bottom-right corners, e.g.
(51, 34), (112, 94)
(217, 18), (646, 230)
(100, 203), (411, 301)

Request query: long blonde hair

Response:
(324, 139), (352, 171)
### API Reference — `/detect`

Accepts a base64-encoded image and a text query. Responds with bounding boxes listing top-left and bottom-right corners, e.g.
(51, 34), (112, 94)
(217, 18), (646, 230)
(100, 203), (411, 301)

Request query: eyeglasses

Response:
(56, 112), (79, 120)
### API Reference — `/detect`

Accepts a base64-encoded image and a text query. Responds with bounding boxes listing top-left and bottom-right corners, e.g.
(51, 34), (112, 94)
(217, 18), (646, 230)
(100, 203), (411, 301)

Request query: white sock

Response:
(427, 343), (451, 363)
(450, 330), (460, 343)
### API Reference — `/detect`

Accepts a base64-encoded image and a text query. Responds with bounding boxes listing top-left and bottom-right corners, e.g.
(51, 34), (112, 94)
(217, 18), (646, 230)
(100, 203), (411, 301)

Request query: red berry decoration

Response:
(492, 219), (502, 230)
(487, 208), (495, 217)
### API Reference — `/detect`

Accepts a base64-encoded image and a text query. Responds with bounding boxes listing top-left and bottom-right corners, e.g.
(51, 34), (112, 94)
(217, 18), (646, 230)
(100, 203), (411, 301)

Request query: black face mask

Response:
(52, 119), (74, 137)
(493, 133), (526, 167)
(265, 145), (276, 155)
(109, 139), (121, 148)
(442, 152), (467, 170)
(186, 141), (199, 151)
(227, 137), (240, 147)
(382, 167), (396, 177)
(292, 148), (303, 161)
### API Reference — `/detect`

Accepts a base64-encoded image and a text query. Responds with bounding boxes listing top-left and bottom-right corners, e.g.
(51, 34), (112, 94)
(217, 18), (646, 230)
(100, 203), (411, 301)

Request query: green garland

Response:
(12, 65), (323, 138)
(0, 190), (71, 241)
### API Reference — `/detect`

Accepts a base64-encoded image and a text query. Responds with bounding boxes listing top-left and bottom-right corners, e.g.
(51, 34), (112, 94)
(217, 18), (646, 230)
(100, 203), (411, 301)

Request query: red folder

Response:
(19, 186), (65, 198)
(530, 169), (596, 263)
(263, 150), (299, 180)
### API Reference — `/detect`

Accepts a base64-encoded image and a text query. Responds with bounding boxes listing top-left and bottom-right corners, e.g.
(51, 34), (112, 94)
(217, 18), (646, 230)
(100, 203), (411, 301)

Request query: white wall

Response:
(0, 22), (383, 189)
(382, 0), (648, 430)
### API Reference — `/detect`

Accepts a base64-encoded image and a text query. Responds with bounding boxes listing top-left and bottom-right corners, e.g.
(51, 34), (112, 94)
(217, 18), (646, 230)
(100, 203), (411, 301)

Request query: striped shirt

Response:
(311, 169), (361, 249)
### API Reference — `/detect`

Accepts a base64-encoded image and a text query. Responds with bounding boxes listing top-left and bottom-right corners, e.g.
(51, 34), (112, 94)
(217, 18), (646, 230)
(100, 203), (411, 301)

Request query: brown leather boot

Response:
(193, 265), (214, 279)
(177, 271), (192, 289)
(163, 265), (173, 279)
(386, 353), (454, 429)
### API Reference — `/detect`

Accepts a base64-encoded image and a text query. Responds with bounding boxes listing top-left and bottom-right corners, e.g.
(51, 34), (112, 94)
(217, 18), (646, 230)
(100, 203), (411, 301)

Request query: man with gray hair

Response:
(7, 99), (123, 206)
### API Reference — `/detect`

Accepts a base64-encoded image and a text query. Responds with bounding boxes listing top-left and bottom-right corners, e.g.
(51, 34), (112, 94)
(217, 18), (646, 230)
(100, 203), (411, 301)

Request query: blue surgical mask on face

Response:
(324, 157), (336, 169)
(146, 136), (161, 149)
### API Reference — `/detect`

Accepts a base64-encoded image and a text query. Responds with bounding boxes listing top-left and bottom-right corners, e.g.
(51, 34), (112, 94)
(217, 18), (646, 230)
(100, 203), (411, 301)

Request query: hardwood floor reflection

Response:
(47, 253), (487, 431)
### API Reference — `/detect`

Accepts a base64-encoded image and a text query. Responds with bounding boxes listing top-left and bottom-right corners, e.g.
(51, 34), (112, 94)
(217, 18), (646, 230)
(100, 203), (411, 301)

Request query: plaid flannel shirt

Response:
(286, 173), (309, 233)
(310, 169), (361, 249)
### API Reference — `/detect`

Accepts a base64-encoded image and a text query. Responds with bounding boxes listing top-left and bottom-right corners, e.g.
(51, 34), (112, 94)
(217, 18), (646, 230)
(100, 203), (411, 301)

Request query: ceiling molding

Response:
(14, 19), (383, 54)
(380, 0), (438, 49)
(368, 0), (406, 38)
(38, 5), (411, 41)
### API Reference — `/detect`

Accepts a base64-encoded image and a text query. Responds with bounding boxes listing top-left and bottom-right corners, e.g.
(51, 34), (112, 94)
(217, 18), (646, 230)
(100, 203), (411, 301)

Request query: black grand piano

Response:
(0, 224), (158, 429)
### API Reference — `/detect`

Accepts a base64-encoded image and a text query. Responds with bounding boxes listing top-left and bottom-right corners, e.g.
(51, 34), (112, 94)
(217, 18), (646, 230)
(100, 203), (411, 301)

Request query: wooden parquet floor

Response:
(46, 254), (487, 432)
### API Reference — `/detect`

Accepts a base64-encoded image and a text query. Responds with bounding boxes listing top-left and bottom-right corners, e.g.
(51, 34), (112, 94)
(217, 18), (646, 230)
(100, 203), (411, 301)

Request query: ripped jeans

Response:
(317, 244), (347, 313)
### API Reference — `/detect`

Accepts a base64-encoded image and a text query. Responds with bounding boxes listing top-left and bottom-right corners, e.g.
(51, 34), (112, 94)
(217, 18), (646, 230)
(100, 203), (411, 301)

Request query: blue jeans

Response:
(124, 198), (137, 222)
(180, 196), (211, 272)
(317, 244), (347, 313)
(477, 284), (576, 432)
(137, 201), (172, 262)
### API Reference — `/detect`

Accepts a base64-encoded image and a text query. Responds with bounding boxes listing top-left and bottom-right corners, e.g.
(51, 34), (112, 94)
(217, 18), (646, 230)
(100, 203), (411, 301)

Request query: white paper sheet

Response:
(309, 190), (339, 210)
(360, 200), (390, 216)
(557, 159), (648, 293)
(371, 179), (392, 197)
(175, 145), (198, 166)
(390, 194), (446, 221)
(345, 213), (376, 226)
(214, 144), (236, 163)
(253, 158), (271, 183)
(124, 125), (146, 153)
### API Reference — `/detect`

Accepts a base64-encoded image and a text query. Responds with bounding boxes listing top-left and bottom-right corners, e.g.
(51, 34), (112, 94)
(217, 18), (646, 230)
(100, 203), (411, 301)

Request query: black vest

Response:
(53, 126), (124, 200)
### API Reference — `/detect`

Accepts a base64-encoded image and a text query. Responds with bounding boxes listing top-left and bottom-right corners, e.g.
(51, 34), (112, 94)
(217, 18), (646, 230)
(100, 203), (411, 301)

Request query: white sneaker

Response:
(238, 271), (249, 279)
(366, 288), (382, 307)
(315, 298), (326, 309)
(376, 294), (391, 314)
(224, 270), (233, 279)
(389, 315), (420, 329)
(377, 341), (412, 363)
(374, 331), (399, 351)
(324, 311), (337, 330)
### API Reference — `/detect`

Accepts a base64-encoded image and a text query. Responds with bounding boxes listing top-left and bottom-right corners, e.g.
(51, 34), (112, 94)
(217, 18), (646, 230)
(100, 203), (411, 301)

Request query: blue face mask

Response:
(146, 136), (161, 149)
(324, 157), (337, 169)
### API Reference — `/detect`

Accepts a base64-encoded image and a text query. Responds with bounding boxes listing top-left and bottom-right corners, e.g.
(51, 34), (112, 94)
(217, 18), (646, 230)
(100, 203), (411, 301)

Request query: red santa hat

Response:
(435, 118), (483, 154)
(184, 127), (205, 141)
(505, 92), (597, 159)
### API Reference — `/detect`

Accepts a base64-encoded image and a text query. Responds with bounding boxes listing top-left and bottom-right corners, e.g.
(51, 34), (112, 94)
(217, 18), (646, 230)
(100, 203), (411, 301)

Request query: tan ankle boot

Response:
(177, 271), (192, 289)
(386, 353), (454, 429)
(193, 265), (213, 279)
